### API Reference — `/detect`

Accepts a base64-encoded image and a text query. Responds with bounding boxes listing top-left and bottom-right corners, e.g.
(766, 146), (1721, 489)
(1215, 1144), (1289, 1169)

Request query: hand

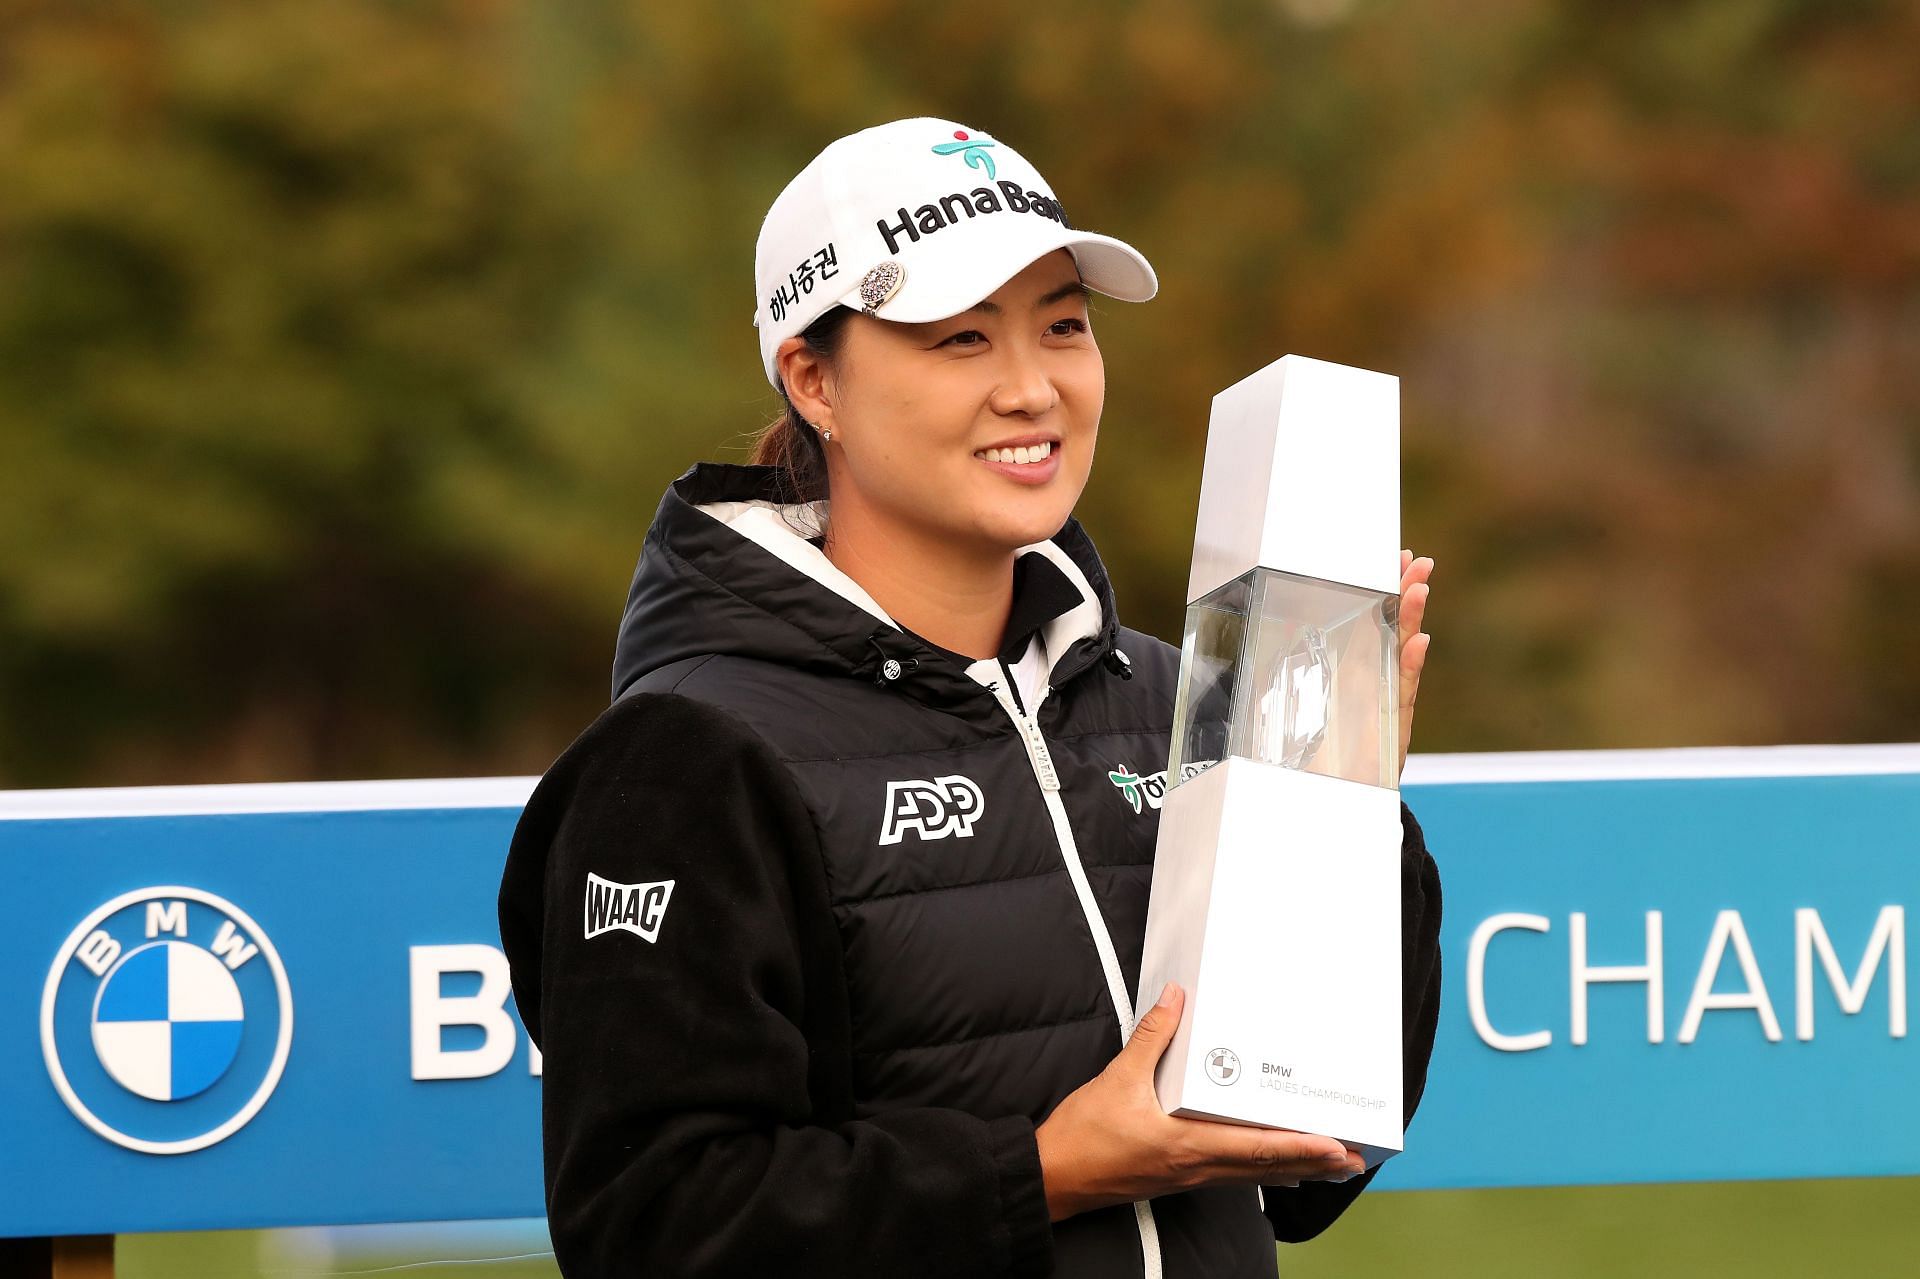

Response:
(1033, 983), (1367, 1222)
(1396, 549), (1434, 783)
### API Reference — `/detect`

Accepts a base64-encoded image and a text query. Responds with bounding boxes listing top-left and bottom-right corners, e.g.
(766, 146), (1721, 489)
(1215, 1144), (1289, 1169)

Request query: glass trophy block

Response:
(1168, 566), (1399, 791)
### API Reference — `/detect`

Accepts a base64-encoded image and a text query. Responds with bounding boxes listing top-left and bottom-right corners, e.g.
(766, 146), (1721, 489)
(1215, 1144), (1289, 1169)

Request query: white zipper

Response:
(988, 677), (1164, 1279)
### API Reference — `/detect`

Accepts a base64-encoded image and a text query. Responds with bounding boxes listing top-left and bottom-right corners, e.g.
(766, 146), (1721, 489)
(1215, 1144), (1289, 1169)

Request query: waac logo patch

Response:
(41, 886), (294, 1155)
(584, 872), (675, 943)
(879, 775), (985, 846)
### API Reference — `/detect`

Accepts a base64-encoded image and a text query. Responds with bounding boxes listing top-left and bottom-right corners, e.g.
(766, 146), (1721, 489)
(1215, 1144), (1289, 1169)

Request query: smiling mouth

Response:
(973, 440), (1054, 465)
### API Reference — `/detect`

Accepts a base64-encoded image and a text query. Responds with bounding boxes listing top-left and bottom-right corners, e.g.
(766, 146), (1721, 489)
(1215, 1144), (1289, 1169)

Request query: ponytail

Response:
(752, 304), (856, 506)
(751, 403), (829, 504)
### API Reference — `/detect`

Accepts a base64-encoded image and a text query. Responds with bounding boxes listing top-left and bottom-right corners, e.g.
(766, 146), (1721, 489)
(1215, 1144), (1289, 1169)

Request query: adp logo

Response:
(879, 775), (985, 846)
(41, 886), (293, 1154)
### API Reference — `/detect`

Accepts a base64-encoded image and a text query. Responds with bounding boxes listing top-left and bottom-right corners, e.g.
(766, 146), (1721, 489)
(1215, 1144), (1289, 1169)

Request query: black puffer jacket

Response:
(498, 461), (1442, 1278)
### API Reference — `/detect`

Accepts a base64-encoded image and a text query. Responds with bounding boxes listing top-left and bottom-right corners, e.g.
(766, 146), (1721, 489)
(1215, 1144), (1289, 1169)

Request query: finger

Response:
(1301, 1163), (1365, 1182)
(1398, 621), (1427, 690)
(1400, 632), (1430, 708)
(1116, 982), (1184, 1080)
(1398, 554), (1433, 595)
(1206, 1152), (1363, 1186)
(1397, 581), (1429, 642)
(1180, 1121), (1350, 1174)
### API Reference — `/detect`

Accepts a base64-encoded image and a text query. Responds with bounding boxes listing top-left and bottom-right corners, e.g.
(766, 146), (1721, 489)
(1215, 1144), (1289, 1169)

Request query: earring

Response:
(821, 427), (832, 443)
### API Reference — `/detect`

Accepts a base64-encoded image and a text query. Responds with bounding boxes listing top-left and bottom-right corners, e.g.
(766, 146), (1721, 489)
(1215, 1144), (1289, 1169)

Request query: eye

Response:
(1048, 317), (1089, 337)
(940, 329), (986, 348)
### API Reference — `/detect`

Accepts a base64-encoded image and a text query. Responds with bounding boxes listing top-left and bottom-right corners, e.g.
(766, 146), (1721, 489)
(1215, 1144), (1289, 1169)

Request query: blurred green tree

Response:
(1, 0), (1914, 785)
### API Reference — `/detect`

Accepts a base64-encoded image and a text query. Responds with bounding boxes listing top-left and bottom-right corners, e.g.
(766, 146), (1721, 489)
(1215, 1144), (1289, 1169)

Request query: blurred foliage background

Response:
(2, 0), (1917, 787)
(6, 1), (1917, 1273)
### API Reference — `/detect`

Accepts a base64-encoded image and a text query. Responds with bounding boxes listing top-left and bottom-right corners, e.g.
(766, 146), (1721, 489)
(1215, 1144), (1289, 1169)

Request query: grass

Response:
(114, 1178), (1920, 1277)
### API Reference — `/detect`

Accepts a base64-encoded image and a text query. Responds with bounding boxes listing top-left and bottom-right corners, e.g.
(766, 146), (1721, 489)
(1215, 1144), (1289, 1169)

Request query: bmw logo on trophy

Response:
(1137, 354), (1406, 1167)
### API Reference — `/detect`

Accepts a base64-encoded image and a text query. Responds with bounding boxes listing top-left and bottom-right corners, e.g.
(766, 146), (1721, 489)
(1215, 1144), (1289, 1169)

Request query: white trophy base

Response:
(1136, 755), (1404, 1166)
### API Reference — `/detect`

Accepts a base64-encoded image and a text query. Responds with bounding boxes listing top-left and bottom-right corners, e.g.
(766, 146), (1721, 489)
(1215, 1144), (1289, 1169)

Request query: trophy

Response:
(1136, 354), (1405, 1166)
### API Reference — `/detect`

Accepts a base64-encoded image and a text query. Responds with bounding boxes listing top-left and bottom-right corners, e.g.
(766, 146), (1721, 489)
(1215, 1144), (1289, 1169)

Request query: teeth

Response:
(977, 441), (1053, 464)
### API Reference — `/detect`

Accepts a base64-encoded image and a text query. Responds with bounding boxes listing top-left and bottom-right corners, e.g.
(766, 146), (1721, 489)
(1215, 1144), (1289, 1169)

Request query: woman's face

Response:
(792, 249), (1104, 558)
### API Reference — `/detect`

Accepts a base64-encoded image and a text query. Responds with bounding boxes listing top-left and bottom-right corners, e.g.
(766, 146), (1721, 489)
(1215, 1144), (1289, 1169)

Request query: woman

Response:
(498, 117), (1441, 1278)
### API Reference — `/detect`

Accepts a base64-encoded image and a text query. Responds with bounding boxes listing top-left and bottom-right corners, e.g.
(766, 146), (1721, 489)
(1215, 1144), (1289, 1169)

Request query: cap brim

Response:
(835, 217), (1158, 324)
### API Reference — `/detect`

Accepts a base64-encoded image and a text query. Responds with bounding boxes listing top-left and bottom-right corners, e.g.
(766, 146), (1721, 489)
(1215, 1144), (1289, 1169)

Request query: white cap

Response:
(753, 117), (1159, 389)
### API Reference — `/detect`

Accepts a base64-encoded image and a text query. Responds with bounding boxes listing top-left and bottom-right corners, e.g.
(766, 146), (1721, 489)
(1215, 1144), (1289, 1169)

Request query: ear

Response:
(776, 336), (838, 436)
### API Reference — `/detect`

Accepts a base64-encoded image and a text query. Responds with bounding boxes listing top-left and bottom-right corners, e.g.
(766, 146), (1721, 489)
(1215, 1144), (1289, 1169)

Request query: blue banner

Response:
(1380, 748), (1918, 1192)
(3, 786), (543, 1237)
(2, 747), (1915, 1236)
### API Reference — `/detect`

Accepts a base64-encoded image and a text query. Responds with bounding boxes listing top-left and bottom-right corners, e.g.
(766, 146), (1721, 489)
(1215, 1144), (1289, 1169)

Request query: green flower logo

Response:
(931, 129), (997, 181)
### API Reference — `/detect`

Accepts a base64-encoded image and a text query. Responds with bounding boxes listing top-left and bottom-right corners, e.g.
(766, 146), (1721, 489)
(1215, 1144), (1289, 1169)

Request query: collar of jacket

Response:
(611, 461), (1126, 718)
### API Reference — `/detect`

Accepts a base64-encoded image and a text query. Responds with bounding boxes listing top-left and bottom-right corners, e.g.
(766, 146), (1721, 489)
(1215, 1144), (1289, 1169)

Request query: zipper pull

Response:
(1023, 719), (1061, 792)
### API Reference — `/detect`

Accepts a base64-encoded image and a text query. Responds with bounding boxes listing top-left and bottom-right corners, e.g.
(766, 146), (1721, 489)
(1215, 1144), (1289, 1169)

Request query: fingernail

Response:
(1157, 981), (1177, 1008)
(1320, 1149), (1349, 1162)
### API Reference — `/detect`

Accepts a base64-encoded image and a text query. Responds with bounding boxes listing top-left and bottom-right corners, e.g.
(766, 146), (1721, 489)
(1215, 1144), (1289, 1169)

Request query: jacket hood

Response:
(611, 462), (1127, 711)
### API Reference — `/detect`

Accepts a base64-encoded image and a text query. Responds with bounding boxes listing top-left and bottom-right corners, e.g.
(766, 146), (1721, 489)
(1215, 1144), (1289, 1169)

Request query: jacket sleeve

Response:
(1262, 796), (1444, 1243)
(497, 692), (1055, 1278)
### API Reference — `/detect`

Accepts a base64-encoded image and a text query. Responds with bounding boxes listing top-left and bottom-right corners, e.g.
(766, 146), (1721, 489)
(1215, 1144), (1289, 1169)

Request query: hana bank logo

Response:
(931, 128), (997, 181)
(1108, 760), (1214, 815)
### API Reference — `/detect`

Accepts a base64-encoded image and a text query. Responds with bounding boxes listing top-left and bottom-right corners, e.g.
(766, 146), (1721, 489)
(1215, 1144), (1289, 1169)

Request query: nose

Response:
(987, 336), (1059, 418)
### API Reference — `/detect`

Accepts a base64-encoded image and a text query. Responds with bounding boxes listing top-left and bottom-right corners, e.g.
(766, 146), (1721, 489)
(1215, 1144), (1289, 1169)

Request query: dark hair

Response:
(752, 305), (857, 504)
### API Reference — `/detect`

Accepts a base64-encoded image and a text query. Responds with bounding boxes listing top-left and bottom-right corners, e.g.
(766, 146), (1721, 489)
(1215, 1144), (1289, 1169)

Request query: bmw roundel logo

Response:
(1205, 1046), (1241, 1086)
(40, 886), (293, 1155)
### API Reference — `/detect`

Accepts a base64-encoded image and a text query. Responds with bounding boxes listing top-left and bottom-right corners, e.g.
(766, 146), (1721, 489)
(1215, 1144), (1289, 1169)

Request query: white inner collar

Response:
(693, 496), (1106, 685)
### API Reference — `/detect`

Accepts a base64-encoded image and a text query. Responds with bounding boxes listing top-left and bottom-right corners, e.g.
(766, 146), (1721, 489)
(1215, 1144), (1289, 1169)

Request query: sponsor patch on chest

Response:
(879, 775), (985, 845)
(1108, 760), (1213, 814)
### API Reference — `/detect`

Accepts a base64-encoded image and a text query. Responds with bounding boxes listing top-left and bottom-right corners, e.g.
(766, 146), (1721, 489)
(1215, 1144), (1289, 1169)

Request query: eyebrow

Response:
(963, 280), (1091, 316)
